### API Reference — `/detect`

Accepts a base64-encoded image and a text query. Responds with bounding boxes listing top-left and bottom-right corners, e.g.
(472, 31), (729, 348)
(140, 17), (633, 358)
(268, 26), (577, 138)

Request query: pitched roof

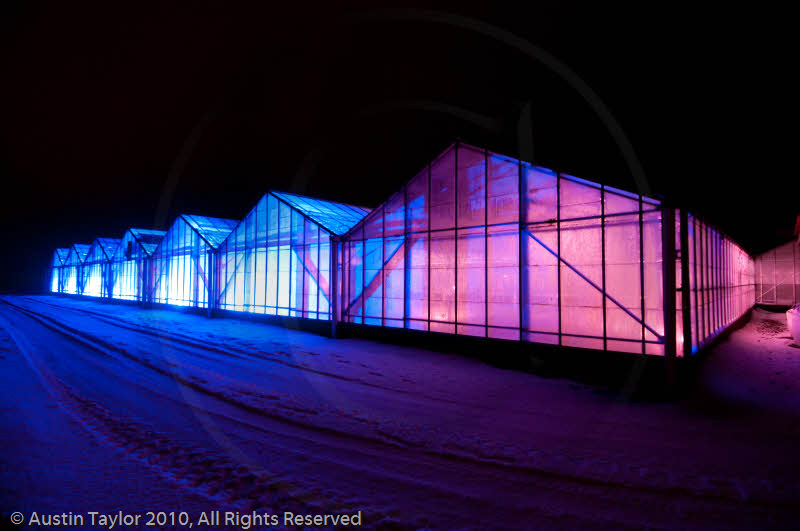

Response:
(128, 228), (166, 256)
(94, 238), (122, 260)
(71, 243), (91, 262)
(271, 191), (371, 236)
(54, 248), (70, 264)
(180, 214), (238, 249)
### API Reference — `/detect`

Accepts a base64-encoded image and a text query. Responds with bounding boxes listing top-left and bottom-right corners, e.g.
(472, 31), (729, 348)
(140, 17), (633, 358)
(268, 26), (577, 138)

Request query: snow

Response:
(1, 295), (800, 529)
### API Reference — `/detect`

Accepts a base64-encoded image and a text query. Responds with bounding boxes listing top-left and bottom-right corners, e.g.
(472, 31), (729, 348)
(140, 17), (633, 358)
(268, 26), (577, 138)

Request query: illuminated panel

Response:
(215, 191), (358, 320)
(151, 215), (236, 309)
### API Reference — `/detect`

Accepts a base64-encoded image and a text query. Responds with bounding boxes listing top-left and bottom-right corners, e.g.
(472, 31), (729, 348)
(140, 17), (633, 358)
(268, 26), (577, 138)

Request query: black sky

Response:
(0, 2), (796, 292)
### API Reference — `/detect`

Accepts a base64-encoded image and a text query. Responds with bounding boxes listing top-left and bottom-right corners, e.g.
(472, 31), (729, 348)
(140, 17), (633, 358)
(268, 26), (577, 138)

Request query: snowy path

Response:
(1, 296), (799, 529)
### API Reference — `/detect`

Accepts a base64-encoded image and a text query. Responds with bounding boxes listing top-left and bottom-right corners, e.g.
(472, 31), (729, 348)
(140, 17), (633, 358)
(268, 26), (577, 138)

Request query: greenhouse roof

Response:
(94, 238), (122, 260)
(271, 191), (371, 236)
(72, 244), (91, 262)
(55, 248), (70, 265)
(180, 214), (238, 249)
(128, 228), (166, 256)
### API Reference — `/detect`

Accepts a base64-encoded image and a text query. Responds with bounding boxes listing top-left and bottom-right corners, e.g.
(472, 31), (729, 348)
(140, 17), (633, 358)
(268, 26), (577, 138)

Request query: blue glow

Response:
(180, 215), (239, 249)
(82, 238), (121, 297)
(561, 173), (603, 190)
(271, 191), (370, 236)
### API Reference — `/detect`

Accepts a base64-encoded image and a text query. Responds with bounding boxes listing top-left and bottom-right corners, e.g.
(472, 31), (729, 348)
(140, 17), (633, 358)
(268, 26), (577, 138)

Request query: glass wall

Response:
(341, 143), (755, 357)
(150, 215), (237, 308)
(111, 229), (165, 302)
(63, 244), (90, 295)
(755, 240), (799, 306)
(50, 248), (70, 293)
(680, 215), (755, 352)
(47, 142), (756, 358)
(81, 238), (120, 298)
(216, 193), (335, 319)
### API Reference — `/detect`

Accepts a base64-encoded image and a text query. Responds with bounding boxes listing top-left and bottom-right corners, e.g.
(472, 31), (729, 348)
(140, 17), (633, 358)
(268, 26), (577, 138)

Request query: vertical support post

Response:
(793, 239), (797, 305)
(330, 238), (339, 338)
(639, 196), (646, 354)
(360, 225), (365, 325)
(207, 248), (215, 317)
(107, 259), (113, 299)
(103, 262), (109, 299)
(679, 209), (692, 357)
(662, 206), (677, 387)
(265, 197), (270, 313)
(692, 216), (699, 347)
(556, 175), (562, 346)
(427, 162), (432, 332)
(454, 143), (459, 333)
(381, 205), (386, 327)
(484, 149), (489, 338)
(518, 161), (525, 342)
(600, 185), (607, 351)
(143, 255), (151, 307)
(773, 246), (777, 304)
(403, 184), (409, 329)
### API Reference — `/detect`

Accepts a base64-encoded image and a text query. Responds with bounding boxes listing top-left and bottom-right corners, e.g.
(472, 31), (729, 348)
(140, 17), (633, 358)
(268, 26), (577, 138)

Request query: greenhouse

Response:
(81, 238), (121, 298)
(63, 243), (91, 295)
(755, 239), (800, 306)
(48, 142), (757, 358)
(111, 228), (166, 301)
(50, 248), (70, 293)
(340, 143), (754, 357)
(149, 214), (238, 308)
(216, 191), (369, 319)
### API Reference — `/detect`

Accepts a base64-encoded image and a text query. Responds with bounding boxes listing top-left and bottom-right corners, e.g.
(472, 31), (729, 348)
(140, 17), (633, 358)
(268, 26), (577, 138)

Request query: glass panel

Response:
(430, 147), (456, 231)
(487, 153), (519, 225)
(456, 144), (485, 228)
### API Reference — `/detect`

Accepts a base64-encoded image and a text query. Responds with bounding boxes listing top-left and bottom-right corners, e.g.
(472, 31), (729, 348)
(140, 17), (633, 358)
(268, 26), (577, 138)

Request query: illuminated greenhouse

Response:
(111, 228), (166, 301)
(339, 143), (754, 357)
(50, 248), (70, 293)
(754, 239), (800, 306)
(48, 142), (757, 358)
(63, 243), (91, 295)
(216, 191), (369, 319)
(81, 238), (121, 298)
(149, 214), (238, 308)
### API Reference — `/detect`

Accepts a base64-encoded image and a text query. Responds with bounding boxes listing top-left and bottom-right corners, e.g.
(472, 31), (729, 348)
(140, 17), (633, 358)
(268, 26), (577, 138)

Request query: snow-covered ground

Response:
(1, 295), (799, 529)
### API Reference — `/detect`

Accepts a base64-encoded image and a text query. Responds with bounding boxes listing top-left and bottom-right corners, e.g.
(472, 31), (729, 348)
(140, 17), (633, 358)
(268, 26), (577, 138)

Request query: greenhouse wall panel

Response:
(340, 142), (756, 358)
(111, 228), (165, 302)
(63, 244), (91, 295)
(216, 192), (369, 320)
(150, 215), (238, 309)
(49, 248), (70, 294)
(81, 238), (121, 298)
(755, 240), (799, 306)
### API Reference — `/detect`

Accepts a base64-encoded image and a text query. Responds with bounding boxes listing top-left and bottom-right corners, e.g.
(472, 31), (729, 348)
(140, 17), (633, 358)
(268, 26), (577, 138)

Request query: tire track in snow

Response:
(1, 301), (656, 529)
(4, 297), (800, 529)
(21, 296), (422, 398)
(14, 297), (800, 510)
(0, 305), (420, 530)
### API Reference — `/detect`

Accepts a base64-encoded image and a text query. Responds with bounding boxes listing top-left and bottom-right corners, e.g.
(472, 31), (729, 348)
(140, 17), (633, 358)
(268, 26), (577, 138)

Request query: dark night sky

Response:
(0, 2), (795, 293)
